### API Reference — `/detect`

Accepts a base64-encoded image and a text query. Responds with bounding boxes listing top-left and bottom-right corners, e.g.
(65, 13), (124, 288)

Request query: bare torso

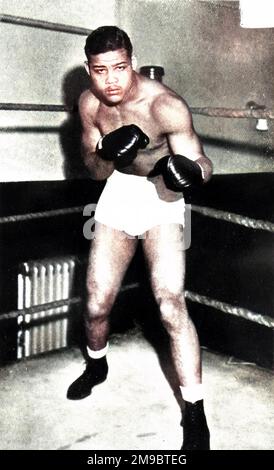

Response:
(95, 77), (171, 173)
(80, 69), (212, 201)
(88, 74), (185, 200)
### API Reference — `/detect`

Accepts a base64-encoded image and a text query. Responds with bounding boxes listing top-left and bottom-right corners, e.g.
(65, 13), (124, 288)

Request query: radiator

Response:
(17, 257), (76, 359)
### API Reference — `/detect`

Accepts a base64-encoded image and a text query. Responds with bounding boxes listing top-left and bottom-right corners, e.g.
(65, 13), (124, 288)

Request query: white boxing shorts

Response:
(94, 170), (185, 236)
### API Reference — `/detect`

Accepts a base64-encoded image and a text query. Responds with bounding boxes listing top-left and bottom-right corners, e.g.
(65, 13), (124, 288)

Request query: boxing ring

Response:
(0, 14), (274, 368)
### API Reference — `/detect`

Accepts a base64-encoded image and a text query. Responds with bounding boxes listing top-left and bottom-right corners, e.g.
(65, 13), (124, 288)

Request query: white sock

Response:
(87, 343), (109, 359)
(180, 383), (205, 403)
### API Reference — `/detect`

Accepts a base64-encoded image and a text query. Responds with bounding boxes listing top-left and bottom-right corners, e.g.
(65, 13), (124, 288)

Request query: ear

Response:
(84, 61), (90, 76)
(131, 55), (138, 70)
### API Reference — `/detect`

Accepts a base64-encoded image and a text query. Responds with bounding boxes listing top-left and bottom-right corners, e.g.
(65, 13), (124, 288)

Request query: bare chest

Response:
(94, 102), (163, 150)
(94, 101), (170, 176)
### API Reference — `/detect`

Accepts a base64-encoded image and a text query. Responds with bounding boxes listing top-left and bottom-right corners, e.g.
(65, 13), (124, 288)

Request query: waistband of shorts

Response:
(109, 170), (148, 181)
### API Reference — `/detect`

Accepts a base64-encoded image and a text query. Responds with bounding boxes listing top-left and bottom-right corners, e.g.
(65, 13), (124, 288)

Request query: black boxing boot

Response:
(181, 400), (210, 450)
(67, 356), (108, 400)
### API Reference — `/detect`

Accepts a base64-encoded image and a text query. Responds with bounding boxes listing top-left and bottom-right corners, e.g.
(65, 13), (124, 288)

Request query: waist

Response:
(107, 170), (152, 190)
(107, 170), (184, 203)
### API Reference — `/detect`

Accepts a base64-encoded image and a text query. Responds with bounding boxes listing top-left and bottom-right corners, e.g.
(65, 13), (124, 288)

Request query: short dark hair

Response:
(85, 26), (133, 60)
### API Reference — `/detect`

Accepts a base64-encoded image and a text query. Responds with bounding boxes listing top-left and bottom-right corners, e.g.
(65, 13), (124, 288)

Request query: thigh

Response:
(142, 224), (186, 295)
(87, 222), (138, 297)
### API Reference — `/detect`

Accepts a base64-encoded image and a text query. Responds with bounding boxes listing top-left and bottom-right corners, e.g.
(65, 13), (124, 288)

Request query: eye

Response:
(94, 68), (105, 74)
(116, 65), (126, 71)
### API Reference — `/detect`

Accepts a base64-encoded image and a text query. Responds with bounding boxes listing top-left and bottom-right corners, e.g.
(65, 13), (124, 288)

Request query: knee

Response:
(86, 289), (114, 322)
(156, 290), (188, 331)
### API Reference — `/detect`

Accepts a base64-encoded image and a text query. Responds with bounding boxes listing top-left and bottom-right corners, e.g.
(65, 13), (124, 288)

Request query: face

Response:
(85, 48), (134, 105)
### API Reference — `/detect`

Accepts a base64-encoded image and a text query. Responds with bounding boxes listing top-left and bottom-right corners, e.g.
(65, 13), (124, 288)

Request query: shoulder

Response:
(152, 89), (192, 126)
(136, 74), (191, 122)
(78, 90), (99, 121)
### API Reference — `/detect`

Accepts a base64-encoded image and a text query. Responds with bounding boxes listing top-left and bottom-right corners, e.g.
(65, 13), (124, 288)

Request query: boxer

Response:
(67, 26), (212, 451)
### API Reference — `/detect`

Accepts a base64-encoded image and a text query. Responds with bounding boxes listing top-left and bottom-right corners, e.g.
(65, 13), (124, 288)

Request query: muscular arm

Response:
(79, 92), (114, 181)
(153, 94), (213, 183)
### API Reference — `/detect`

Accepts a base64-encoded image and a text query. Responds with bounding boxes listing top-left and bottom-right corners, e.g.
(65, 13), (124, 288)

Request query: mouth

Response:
(105, 88), (121, 95)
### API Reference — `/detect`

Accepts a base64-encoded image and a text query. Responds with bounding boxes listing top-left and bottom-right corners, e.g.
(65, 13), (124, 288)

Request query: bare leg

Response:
(142, 224), (209, 450)
(67, 223), (137, 400)
(142, 223), (201, 386)
(86, 222), (138, 350)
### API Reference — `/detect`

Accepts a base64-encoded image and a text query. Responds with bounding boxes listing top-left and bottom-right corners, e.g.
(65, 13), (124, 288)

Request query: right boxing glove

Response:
(96, 124), (149, 169)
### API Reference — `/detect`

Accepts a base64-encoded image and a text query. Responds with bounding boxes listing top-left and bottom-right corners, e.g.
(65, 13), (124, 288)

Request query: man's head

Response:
(85, 26), (133, 60)
(84, 26), (135, 105)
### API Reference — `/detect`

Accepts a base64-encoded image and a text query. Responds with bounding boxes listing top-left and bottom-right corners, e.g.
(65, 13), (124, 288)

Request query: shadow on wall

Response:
(200, 135), (274, 157)
(59, 66), (90, 179)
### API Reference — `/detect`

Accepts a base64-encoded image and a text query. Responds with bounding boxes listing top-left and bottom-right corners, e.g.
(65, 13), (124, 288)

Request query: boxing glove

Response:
(149, 154), (203, 191)
(96, 124), (149, 169)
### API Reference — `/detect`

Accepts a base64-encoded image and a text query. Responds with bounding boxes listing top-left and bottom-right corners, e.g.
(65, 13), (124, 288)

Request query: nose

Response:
(105, 70), (118, 84)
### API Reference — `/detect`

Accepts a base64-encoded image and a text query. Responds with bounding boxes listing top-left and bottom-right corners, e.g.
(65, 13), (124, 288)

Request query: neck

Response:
(122, 72), (139, 104)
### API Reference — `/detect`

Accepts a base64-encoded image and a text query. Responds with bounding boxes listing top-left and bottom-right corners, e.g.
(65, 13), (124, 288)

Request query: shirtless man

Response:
(67, 26), (213, 451)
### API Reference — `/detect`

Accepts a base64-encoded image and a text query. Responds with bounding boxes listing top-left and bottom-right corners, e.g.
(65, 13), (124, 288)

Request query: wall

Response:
(0, 0), (117, 181)
(1, 0), (273, 180)
(118, 0), (274, 174)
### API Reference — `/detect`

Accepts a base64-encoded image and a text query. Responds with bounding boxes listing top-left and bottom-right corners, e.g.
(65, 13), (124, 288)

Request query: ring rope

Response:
(0, 283), (272, 329)
(0, 206), (85, 224)
(0, 14), (91, 36)
(1, 204), (273, 234)
(185, 290), (274, 329)
(191, 107), (274, 119)
(192, 205), (274, 233)
(1, 101), (274, 120)
(0, 103), (71, 112)
(0, 283), (140, 322)
(0, 297), (82, 322)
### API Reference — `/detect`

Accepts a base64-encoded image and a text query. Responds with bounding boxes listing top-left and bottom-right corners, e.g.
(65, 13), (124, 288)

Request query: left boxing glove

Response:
(96, 124), (149, 169)
(149, 154), (203, 191)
